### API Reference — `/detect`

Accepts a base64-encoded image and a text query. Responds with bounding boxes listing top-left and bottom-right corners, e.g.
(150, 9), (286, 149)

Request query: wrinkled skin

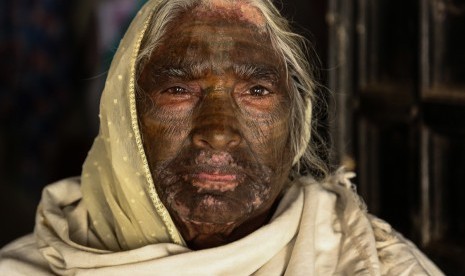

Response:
(137, 6), (294, 249)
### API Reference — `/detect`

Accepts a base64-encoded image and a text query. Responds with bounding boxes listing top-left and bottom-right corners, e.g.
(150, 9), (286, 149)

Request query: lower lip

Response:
(191, 173), (239, 192)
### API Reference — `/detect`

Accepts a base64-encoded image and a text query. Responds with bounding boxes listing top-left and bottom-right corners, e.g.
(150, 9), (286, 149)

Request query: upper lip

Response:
(193, 171), (237, 182)
(183, 164), (243, 176)
(179, 165), (246, 183)
(188, 170), (241, 192)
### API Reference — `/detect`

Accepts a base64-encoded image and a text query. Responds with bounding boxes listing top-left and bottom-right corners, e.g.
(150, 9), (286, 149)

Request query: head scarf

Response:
(80, 0), (312, 251)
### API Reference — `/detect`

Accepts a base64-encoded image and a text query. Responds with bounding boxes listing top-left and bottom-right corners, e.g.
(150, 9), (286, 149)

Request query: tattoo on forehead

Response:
(197, 0), (266, 31)
(150, 62), (281, 83)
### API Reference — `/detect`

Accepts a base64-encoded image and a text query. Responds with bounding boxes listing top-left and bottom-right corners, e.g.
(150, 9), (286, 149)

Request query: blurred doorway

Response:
(328, 0), (465, 274)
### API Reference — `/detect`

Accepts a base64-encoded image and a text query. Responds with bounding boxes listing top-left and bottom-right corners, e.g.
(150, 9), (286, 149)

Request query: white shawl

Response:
(0, 172), (443, 275)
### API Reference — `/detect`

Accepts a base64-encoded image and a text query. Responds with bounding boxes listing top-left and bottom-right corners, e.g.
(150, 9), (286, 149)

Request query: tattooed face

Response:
(137, 6), (293, 247)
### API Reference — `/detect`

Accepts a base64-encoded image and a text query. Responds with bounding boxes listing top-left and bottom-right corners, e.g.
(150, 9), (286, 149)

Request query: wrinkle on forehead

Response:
(198, 0), (266, 30)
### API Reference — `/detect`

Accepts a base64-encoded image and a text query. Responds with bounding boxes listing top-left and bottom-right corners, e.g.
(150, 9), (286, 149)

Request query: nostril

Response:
(227, 133), (241, 147)
(192, 134), (211, 148)
(191, 127), (241, 150)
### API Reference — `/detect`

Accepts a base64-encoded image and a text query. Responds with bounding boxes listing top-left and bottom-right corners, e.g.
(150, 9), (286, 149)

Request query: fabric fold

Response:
(1, 172), (443, 275)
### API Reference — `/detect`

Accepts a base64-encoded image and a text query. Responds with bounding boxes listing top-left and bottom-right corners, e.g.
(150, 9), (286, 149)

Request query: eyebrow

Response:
(151, 62), (209, 80)
(232, 63), (280, 83)
(150, 62), (281, 83)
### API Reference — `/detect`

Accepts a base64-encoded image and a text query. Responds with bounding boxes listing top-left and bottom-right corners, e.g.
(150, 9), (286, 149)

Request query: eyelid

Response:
(157, 83), (199, 94)
(246, 84), (274, 95)
(163, 86), (188, 94)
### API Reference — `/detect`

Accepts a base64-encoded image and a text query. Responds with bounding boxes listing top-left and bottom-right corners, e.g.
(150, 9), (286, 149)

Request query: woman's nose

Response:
(191, 90), (242, 151)
(192, 122), (242, 150)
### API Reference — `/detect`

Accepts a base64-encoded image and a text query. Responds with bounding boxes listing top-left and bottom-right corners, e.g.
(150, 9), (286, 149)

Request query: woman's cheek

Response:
(141, 113), (192, 163)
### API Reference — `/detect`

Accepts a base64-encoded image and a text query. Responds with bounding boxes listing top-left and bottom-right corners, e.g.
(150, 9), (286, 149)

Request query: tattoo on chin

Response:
(151, 148), (275, 220)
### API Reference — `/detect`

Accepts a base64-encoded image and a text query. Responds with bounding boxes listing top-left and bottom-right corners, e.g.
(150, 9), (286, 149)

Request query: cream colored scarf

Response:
(80, 0), (181, 251)
(31, 171), (442, 275)
(79, 0), (313, 251)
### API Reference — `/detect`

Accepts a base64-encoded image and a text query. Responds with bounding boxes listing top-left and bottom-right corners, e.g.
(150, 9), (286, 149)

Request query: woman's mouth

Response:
(190, 172), (239, 192)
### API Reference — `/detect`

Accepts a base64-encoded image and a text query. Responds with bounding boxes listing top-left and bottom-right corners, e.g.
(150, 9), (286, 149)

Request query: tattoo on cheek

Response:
(240, 99), (288, 120)
(145, 102), (194, 124)
(141, 115), (192, 150)
(244, 116), (287, 141)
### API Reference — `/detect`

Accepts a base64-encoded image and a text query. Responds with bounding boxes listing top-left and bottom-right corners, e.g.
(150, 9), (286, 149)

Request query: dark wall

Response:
(0, 0), (98, 246)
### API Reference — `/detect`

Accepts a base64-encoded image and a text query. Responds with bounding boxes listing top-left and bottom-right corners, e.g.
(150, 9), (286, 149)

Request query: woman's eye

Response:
(249, 85), (270, 96)
(165, 86), (188, 95)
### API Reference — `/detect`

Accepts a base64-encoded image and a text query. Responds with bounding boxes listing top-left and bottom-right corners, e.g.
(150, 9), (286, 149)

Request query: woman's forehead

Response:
(148, 10), (283, 77)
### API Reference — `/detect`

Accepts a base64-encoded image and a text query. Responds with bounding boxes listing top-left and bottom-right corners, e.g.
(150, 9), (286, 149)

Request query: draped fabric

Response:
(79, 0), (183, 251)
(0, 173), (443, 275)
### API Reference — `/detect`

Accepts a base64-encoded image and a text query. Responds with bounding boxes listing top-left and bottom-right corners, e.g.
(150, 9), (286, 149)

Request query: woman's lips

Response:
(197, 172), (237, 181)
(190, 172), (239, 192)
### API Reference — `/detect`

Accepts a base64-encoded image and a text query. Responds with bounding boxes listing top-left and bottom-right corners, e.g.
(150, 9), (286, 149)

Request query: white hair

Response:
(136, 0), (329, 179)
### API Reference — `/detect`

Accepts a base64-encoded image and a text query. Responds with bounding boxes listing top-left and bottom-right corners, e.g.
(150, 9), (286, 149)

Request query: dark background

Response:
(1, 0), (464, 274)
(0, 0), (143, 246)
